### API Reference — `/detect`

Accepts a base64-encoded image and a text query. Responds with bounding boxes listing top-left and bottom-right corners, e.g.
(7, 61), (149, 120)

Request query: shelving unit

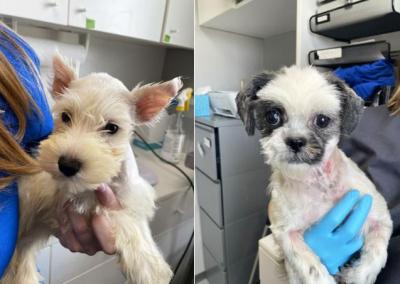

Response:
(198, 0), (295, 39)
(308, 41), (391, 67)
(297, 0), (400, 67)
(310, 0), (400, 41)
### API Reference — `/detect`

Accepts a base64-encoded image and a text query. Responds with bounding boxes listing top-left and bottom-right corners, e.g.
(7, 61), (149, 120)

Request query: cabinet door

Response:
(68, 0), (87, 28)
(162, 0), (194, 48)
(128, 1), (167, 42)
(0, 0), (68, 25)
(83, 0), (166, 42)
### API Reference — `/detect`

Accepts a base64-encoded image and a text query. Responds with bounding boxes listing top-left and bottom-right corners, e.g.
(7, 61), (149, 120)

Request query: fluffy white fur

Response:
(1, 55), (183, 284)
(240, 66), (392, 284)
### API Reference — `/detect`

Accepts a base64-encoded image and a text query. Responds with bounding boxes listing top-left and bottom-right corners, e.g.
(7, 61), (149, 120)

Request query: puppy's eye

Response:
(315, 114), (331, 128)
(266, 109), (281, 126)
(104, 123), (119, 134)
(61, 112), (71, 124)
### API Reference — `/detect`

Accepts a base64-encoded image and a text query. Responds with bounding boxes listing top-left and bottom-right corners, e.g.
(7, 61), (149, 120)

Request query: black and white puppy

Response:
(237, 66), (392, 284)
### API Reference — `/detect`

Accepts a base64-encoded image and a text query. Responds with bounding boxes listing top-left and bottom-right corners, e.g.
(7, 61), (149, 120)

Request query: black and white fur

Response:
(237, 66), (392, 284)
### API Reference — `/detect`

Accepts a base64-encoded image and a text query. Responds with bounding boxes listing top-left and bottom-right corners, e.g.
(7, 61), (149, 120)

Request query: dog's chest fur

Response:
(270, 147), (370, 230)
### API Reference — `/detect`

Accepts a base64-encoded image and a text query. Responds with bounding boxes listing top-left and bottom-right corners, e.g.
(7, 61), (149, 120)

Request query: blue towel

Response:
(334, 59), (395, 100)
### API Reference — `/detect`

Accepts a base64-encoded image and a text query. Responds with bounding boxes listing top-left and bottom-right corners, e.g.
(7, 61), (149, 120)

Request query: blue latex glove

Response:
(304, 190), (372, 275)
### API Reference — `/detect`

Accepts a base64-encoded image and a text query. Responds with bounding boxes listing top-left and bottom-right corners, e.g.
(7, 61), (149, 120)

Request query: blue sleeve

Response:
(0, 25), (54, 277)
(0, 183), (19, 277)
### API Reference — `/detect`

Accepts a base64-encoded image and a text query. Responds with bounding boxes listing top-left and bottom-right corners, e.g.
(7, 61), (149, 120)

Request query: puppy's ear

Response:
(131, 77), (183, 124)
(236, 72), (273, 135)
(52, 54), (77, 97)
(326, 73), (364, 135)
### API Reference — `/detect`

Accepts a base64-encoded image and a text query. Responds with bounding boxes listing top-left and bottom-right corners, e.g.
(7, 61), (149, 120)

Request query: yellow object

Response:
(176, 88), (193, 112)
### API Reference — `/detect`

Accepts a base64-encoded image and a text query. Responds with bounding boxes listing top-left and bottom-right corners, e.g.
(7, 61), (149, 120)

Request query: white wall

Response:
(162, 48), (194, 88)
(81, 35), (166, 88)
(264, 31), (296, 71)
(195, 22), (264, 91)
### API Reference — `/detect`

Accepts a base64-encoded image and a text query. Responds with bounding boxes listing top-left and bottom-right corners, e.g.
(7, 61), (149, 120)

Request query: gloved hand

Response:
(304, 190), (372, 275)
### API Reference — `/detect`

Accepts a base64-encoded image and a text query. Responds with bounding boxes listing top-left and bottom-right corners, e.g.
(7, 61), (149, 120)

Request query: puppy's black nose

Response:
(58, 156), (82, 177)
(285, 137), (306, 153)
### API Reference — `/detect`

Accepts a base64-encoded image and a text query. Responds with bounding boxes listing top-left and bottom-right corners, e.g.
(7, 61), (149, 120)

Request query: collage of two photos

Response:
(0, 0), (400, 284)
(0, 1), (194, 284)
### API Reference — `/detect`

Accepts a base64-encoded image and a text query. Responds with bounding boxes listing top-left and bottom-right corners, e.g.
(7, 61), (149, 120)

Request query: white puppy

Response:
(2, 55), (182, 284)
(236, 66), (392, 284)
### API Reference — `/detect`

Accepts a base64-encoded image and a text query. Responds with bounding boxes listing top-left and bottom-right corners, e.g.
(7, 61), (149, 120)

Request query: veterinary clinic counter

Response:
(134, 146), (194, 202)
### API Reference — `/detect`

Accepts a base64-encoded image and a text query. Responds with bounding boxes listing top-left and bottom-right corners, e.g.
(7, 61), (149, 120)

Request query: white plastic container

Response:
(161, 113), (186, 163)
(160, 129), (185, 163)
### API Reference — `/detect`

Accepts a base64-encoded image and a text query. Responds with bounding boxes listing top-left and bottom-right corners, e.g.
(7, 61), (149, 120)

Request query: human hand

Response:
(56, 184), (122, 255)
(304, 190), (372, 275)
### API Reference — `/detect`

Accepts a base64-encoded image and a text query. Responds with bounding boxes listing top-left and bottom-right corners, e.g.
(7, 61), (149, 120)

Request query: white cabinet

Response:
(127, 1), (167, 42)
(0, 0), (194, 47)
(0, 0), (69, 25)
(162, 0), (194, 49)
(68, 0), (87, 28)
(82, 0), (167, 42)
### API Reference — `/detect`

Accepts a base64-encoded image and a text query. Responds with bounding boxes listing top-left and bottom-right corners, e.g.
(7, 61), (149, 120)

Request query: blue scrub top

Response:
(0, 25), (54, 277)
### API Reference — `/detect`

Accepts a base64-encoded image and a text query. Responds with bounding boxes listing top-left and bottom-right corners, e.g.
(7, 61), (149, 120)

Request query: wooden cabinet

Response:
(162, 0), (194, 48)
(0, 0), (69, 25)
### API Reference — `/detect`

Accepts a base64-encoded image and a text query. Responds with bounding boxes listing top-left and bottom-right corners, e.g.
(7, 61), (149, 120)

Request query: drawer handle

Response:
(174, 209), (184, 215)
(197, 143), (205, 157)
(76, 7), (87, 13)
(46, 0), (59, 7)
(203, 137), (212, 148)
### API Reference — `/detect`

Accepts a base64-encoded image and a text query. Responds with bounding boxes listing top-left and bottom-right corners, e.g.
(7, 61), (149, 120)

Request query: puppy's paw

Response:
(152, 260), (173, 284)
(305, 265), (336, 284)
(286, 256), (335, 284)
(124, 258), (172, 284)
(339, 265), (379, 284)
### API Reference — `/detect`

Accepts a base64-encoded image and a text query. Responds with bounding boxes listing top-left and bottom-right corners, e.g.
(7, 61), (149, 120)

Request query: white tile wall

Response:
(36, 246), (51, 284)
(151, 189), (194, 236)
(155, 218), (194, 268)
(50, 244), (111, 284)
(64, 257), (125, 284)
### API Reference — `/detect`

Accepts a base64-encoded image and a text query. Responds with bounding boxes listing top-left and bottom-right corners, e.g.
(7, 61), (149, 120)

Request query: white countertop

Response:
(133, 146), (194, 202)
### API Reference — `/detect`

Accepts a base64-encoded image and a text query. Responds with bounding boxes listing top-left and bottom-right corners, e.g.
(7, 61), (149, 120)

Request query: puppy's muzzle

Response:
(285, 137), (306, 153)
(58, 156), (82, 177)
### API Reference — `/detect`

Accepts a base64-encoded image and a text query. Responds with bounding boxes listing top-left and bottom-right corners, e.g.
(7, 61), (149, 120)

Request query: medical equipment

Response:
(161, 88), (193, 163)
(208, 91), (238, 118)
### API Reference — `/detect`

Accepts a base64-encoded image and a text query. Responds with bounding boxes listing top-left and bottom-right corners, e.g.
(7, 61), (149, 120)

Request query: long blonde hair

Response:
(388, 60), (400, 115)
(0, 23), (41, 189)
(388, 88), (400, 115)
